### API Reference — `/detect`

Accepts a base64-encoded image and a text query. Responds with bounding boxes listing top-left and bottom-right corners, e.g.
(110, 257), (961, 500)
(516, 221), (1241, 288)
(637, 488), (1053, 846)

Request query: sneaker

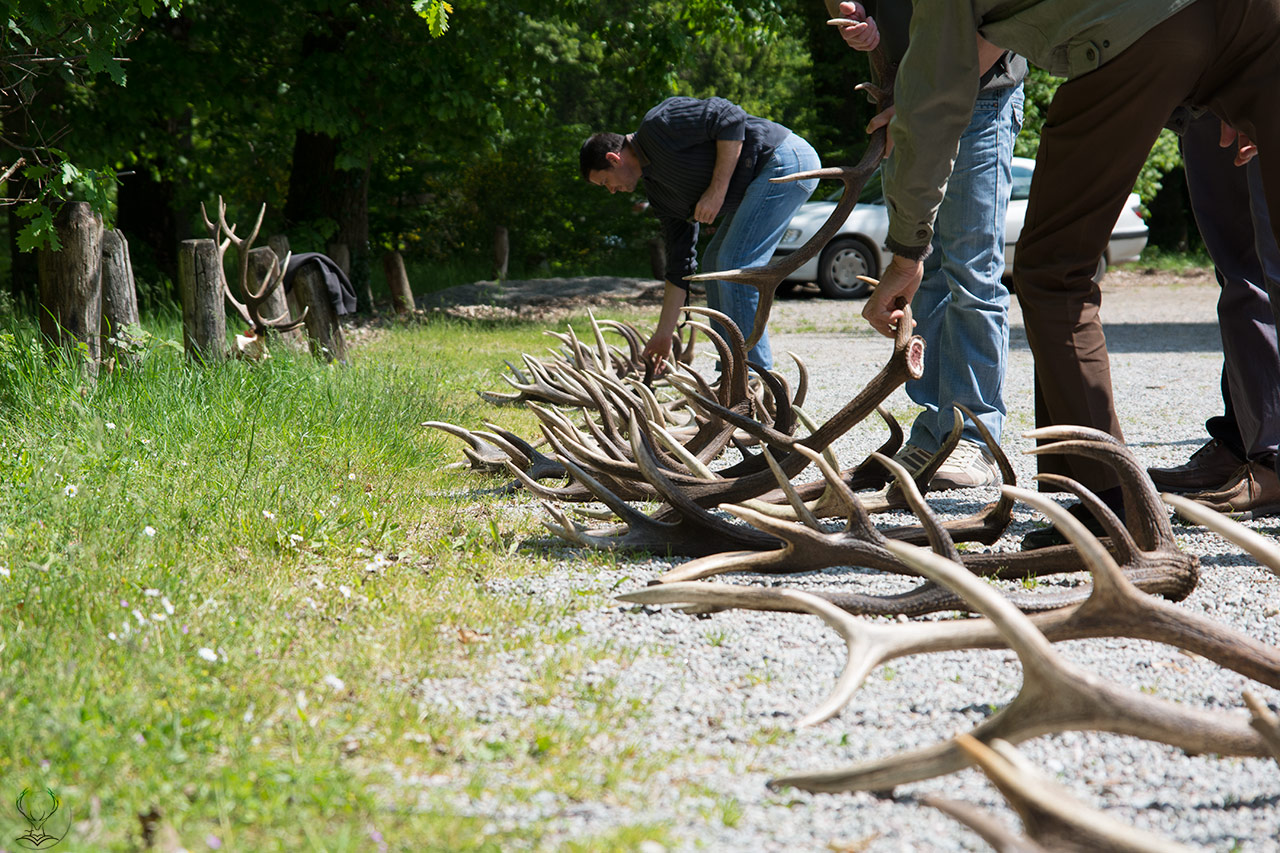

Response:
(931, 440), (1000, 490)
(1147, 439), (1243, 493)
(1020, 501), (1111, 550)
(891, 443), (935, 478)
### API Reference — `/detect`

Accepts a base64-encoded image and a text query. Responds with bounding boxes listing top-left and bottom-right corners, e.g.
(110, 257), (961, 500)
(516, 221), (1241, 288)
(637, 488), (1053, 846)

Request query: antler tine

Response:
(788, 351), (810, 408)
(683, 306), (750, 401)
(679, 319), (736, 406)
(870, 450), (959, 562)
(616, 581), (899, 728)
(1243, 691), (1280, 763)
(1034, 473), (1137, 563)
(1023, 426), (1172, 550)
(422, 420), (510, 471)
(1162, 493), (1280, 579)
(939, 736), (1197, 853)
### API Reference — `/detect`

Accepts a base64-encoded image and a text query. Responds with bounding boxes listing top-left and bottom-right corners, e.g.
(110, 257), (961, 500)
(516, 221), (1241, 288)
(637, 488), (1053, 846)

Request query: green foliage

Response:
(413, 0), (453, 36)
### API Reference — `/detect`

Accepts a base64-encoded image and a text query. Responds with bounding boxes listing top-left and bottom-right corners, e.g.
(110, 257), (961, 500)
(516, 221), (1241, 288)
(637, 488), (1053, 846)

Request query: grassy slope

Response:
(0, 310), (673, 851)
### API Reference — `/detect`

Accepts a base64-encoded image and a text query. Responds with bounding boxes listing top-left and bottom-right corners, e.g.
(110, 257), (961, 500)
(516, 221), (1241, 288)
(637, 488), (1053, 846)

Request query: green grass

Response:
(1116, 244), (1212, 274)
(0, 309), (678, 851)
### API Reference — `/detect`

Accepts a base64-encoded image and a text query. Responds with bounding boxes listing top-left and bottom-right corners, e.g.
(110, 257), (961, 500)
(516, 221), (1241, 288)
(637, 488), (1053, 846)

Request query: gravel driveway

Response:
(438, 268), (1280, 852)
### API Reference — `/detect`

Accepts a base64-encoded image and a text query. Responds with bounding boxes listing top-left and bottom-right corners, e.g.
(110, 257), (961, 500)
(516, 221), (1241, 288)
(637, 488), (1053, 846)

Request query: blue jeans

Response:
(704, 133), (820, 369)
(906, 84), (1024, 452)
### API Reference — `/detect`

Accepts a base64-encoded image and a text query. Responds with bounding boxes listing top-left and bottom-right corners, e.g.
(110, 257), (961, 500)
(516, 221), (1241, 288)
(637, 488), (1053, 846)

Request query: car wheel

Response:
(817, 237), (877, 299)
(1095, 253), (1108, 282)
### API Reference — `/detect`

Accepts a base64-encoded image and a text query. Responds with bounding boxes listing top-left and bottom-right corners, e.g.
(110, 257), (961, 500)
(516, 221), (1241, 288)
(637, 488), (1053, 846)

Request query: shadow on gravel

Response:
(1012, 321), (1220, 354)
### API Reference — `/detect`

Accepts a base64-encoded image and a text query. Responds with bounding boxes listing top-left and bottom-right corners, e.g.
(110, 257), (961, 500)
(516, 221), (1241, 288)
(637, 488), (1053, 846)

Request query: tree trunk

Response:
(334, 162), (373, 312)
(178, 238), (228, 363)
(383, 250), (414, 314)
(648, 238), (666, 281)
(246, 245), (302, 350)
(100, 229), (141, 360)
(493, 226), (510, 280)
(269, 234), (307, 324)
(294, 263), (348, 363)
(37, 201), (104, 367)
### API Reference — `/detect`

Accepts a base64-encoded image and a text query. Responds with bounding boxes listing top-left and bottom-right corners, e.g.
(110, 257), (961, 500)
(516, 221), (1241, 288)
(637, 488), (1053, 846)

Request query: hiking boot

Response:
(1020, 500), (1112, 551)
(931, 439), (1000, 490)
(891, 443), (935, 478)
(1184, 460), (1280, 520)
(1147, 439), (1243, 493)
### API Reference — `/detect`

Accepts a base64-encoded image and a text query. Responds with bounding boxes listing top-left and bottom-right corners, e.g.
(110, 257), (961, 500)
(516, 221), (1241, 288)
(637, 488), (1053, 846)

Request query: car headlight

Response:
(781, 228), (802, 245)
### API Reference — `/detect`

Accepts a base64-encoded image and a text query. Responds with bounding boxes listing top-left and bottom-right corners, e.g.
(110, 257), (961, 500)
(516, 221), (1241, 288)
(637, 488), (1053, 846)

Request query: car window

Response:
(1011, 163), (1033, 201)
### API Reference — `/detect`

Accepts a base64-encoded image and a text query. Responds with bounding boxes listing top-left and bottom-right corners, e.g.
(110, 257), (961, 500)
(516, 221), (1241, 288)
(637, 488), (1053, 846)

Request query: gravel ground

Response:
(432, 269), (1280, 852)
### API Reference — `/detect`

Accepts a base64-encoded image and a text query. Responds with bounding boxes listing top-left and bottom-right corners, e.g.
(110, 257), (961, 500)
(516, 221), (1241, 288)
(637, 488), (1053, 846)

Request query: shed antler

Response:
(200, 196), (307, 339)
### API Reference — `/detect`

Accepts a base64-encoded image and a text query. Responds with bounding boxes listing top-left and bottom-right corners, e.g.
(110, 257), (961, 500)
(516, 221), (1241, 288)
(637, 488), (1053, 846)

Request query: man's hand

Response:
(643, 280), (688, 375)
(866, 105), (896, 158)
(1220, 120), (1258, 167)
(641, 332), (673, 375)
(862, 255), (923, 337)
(694, 185), (727, 224)
(831, 2), (879, 51)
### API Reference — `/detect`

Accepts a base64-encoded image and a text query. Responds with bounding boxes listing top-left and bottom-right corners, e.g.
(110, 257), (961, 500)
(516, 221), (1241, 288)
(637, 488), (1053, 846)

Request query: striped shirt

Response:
(630, 97), (791, 287)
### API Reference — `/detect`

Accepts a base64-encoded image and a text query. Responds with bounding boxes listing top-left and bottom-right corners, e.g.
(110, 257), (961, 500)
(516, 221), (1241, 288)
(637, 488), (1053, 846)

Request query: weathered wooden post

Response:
(493, 226), (509, 280)
(268, 234), (303, 320)
(100, 228), (141, 360)
(177, 238), (228, 362)
(382, 250), (415, 314)
(37, 201), (104, 366)
(294, 262), (348, 363)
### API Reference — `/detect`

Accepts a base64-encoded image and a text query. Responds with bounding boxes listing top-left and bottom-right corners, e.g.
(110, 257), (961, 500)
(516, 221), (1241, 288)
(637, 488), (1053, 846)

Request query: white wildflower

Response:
(144, 588), (160, 597)
(151, 612), (167, 622)
(108, 632), (118, 641)
(63, 484), (78, 498)
(329, 495), (340, 507)
(197, 647), (218, 662)
(289, 533), (303, 545)
(106, 422), (116, 430)
(348, 473), (356, 481)
(143, 526), (156, 537)
(0, 567), (9, 579)
(262, 510), (276, 520)
(162, 596), (175, 615)
(338, 585), (352, 599)
(132, 609), (148, 625)
(323, 674), (346, 692)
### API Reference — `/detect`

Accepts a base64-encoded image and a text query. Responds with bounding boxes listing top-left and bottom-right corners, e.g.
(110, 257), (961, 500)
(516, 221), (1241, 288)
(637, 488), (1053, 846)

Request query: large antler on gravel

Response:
(620, 477), (1280, 727)
(684, 33), (896, 351)
(766, 492), (1277, 795)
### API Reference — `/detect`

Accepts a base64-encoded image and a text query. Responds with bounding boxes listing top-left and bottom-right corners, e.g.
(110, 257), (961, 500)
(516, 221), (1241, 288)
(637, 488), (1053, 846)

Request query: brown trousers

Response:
(1014, 0), (1280, 493)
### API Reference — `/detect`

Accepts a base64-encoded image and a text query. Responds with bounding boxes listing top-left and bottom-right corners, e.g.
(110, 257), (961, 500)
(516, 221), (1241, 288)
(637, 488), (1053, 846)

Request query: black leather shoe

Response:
(1147, 439), (1243, 493)
(1020, 501), (1110, 551)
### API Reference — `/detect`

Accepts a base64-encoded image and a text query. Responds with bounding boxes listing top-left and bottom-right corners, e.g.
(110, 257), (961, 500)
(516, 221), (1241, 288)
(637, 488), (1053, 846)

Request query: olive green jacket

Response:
(884, 0), (1195, 258)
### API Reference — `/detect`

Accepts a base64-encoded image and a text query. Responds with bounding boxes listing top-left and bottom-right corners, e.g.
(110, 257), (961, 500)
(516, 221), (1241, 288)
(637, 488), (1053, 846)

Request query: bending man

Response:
(580, 97), (820, 371)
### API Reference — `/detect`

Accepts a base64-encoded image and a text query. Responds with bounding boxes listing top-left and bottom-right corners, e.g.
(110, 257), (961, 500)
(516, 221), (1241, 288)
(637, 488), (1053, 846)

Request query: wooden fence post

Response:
(177, 238), (228, 362)
(100, 228), (141, 360)
(493, 226), (509, 280)
(383, 250), (415, 314)
(37, 201), (104, 366)
(244, 245), (303, 350)
(294, 263), (348, 363)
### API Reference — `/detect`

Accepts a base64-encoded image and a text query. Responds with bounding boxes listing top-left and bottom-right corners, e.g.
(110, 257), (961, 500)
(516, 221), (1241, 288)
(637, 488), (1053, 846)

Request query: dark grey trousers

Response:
(1013, 0), (1280, 493)
(1184, 112), (1280, 466)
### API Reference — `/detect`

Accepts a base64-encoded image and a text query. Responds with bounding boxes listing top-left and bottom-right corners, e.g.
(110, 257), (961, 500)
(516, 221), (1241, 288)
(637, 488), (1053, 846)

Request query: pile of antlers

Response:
(425, 37), (1280, 850)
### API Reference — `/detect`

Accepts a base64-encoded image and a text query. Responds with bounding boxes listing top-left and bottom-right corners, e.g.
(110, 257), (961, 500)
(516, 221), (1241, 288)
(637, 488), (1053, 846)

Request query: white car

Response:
(770, 156), (1150, 298)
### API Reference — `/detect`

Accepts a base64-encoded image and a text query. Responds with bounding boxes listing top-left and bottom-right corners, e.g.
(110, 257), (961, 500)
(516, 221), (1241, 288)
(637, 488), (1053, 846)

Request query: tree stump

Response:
(268, 234), (304, 321)
(37, 201), (104, 365)
(383, 250), (414, 314)
(244, 245), (304, 352)
(494, 225), (509, 280)
(294, 262), (348, 363)
(178, 238), (228, 362)
(100, 229), (141, 360)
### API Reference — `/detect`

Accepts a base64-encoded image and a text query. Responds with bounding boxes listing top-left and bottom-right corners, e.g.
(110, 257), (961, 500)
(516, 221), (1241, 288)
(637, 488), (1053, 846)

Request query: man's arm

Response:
(641, 280), (688, 370)
(694, 138), (743, 224)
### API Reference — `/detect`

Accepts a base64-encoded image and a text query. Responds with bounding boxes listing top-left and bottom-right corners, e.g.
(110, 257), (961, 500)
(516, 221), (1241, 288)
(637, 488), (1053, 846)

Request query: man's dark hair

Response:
(579, 132), (625, 180)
